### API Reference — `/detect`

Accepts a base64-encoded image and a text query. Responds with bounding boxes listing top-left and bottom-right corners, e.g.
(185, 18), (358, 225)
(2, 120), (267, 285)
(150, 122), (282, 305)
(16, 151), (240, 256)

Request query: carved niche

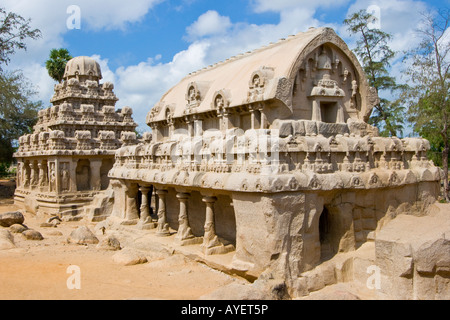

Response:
(247, 66), (274, 103)
(186, 82), (201, 110)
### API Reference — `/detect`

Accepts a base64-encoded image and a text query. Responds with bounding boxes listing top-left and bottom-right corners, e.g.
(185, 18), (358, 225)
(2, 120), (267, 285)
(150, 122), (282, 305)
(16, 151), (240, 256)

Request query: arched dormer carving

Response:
(212, 89), (231, 111)
(185, 81), (211, 112)
(247, 66), (274, 103)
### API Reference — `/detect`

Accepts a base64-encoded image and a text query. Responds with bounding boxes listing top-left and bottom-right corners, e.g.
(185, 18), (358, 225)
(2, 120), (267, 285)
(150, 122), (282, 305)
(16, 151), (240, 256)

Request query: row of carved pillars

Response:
(130, 186), (231, 255)
(17, 158), (107, 193)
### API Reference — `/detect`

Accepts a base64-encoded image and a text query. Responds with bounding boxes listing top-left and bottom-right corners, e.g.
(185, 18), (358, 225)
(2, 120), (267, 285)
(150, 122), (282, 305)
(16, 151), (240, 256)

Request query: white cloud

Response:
(2, 0), (164, 67)
(186, 10), (232, 39)
(1, 0), (165, 117)
(111, 41), (211, 128)
(251, 0), (351, 13)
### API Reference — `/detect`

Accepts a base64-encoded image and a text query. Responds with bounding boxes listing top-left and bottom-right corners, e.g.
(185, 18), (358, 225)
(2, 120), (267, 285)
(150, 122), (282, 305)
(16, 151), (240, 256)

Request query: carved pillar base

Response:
(156, 189), (170, 237)
(136, 185), (155, 230)
(201, 196), (234, 255)
(174, 192), (202, 246)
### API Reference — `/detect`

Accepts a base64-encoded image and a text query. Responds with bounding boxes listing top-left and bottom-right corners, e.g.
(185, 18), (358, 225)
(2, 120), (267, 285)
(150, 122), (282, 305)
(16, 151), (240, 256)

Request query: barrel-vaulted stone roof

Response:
(146, 27), (377, 125)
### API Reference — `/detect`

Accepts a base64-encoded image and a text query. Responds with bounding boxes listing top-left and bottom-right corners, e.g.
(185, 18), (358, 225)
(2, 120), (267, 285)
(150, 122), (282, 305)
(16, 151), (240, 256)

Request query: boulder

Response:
(96, 235), (121, 251)
(22, 229), (44, 241)
(112, 248), (148, 266)
(67, 226), (99, 245)
(0, 211), (25, 227)
(0, 229), (16, 250)
(9, 224), (28, 234)
(200, 279), (289, 300)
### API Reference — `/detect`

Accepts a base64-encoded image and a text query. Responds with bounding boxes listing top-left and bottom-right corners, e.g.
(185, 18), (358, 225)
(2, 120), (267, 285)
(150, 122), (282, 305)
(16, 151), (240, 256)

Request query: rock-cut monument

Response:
(14, 28), (448, 299)
(14, 56), (138, 220)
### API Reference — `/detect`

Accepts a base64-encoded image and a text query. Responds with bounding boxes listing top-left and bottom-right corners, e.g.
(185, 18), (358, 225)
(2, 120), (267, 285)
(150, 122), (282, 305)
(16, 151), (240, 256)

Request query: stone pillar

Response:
(223, 111), (232, 131)
(139, 186), (151, 223)
(24, 162), (30, 188)
(125, 184), (139, 222)
(201, 196), (233, 255)
(38, 161), (45, 190)
(48, 161), (56, 192)
(250, 109), (256, 130)
(194, 116), (203, 137)
(175, 192), (201, 245)
(168, 119), (175, 139)
(336, 103), (345, 123)
(217, 113), (224, 132)
(156, 189), (170, 236)
(137, 185), (156, 230)
(90, 160), (102, 191)
(312, 100), (322, 122)
(30, 162), (38, 189)
(260, 109), (267, 129)
(16, 162), (22, 188)
(69, 159), (77, 192)
(186, 118), (194, 137)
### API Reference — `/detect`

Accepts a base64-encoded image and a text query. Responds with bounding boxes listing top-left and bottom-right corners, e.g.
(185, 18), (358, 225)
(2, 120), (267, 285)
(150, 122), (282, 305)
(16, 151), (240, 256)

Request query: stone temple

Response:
(14, 56), (138, 219)
(14, 28), (447, 299)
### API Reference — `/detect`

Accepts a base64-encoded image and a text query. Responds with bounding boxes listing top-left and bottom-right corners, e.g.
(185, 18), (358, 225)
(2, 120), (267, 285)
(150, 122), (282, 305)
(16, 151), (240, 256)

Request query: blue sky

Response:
(3, 0), (449, 131)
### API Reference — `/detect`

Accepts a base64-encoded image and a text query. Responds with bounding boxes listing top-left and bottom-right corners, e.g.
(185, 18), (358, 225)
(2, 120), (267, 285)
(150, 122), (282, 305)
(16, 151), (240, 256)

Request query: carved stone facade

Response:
(14, 29), (444, 298)
(102, 27), (441, 289)
(14, 56), (137, 218)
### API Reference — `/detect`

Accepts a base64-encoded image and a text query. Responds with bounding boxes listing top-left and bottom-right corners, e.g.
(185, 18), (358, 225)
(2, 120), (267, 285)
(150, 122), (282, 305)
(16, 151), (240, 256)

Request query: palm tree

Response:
(45, 48), (72, 83)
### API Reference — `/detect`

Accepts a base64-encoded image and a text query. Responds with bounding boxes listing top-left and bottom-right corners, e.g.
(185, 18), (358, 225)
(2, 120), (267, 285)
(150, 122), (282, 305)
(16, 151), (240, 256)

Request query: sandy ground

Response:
(0, 184), (242, 300)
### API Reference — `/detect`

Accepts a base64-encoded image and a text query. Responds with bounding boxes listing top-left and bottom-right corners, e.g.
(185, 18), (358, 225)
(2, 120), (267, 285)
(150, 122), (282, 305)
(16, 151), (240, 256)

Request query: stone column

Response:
(30, 162), (38, 189)
(336, 103), (345, 123)
(201, 196), (233, 255)
(194, 116), (203, 137)
(156, 189), (170, 236)
(139, 186), (151, 223)
(16, 162), (22, 188)
(38, 161), (45, 190)
(168, 119), (175, 139)
(250, 109), (256, 130)
(125, 184), (139, 222)
(175, 192), (201, 245)
(312, 100), (322, 122)
(217, 113), (224, 132)
(137, 185), (156, 230)
(90, 160), (102, 191)
(260, 109), (267, 129)
(186, 117), (194, 137)
(69, 159), (77, 192)
(223, 111), (232, 132)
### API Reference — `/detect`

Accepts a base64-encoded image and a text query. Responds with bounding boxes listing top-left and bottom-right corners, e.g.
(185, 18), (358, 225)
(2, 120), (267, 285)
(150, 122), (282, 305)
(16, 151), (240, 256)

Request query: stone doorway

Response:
(320, 102), (339, 123)
(319, 206), (333, 262)
(76, 159), (91, 191)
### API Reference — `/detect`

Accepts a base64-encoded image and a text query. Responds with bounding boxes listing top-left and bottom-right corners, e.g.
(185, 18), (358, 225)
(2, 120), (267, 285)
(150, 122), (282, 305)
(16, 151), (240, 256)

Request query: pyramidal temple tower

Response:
(14, 56), (138, 219)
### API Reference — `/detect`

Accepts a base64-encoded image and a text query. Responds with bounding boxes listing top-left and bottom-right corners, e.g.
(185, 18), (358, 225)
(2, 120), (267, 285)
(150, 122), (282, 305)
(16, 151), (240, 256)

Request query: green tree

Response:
(403, 9), (450, 200)
(0, 70), (42, 163)
(344, 10), (405, 137)
(45, 48), (72, 83)
(0, 7), (42, 165)
(0, 7), (41, 70)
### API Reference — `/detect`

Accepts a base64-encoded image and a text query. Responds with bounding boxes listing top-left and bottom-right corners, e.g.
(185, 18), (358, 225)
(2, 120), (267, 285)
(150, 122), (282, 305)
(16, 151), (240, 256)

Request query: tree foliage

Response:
(46, 48), (72, 83)
(0, 7), (42, 164)
(403, 9), (450, 199)
(0, 70), (42, 163)
(0, 7), (41, 71)
(344, 10), (405, 137)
